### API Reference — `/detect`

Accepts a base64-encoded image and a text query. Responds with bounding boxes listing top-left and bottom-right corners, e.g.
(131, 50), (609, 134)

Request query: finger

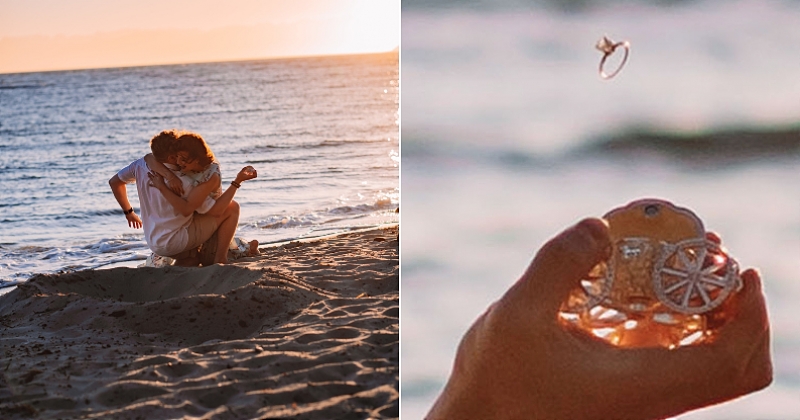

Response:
(715, 269), (769, 344)
(612, 268), (771, 415)
(722, 268), (774, 392)
(705, 232), (738, 258)
(510, 218), (612, 320)
(601, 342), (731, 419)
(705, 231), (721, 245)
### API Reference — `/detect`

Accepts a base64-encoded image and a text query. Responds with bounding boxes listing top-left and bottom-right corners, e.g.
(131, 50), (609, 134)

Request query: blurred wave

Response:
(403, 0), (704, 12)
(578, 125), (800, 163)
(403, 124), (800, 170)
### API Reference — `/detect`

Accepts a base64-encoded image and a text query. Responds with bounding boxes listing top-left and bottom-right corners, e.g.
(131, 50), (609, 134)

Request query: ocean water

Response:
(401, 1), (800, 419)
(0, 52), (399, 285)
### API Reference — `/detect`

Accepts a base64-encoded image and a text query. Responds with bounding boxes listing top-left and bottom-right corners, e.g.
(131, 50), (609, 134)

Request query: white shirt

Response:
(117, 158), (215, 256)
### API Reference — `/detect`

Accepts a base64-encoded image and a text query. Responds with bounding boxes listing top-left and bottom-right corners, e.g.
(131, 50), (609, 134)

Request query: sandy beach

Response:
(0, 225), (398, 419)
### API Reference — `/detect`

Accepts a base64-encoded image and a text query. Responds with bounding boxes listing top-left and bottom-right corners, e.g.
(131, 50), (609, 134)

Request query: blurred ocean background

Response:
(0, 52), (399, 286)
(401, 1), (800, 419)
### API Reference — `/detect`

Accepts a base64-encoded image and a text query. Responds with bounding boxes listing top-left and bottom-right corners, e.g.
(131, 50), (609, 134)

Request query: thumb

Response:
(510, 218), (612, 321)
(718, 268), (773, 394)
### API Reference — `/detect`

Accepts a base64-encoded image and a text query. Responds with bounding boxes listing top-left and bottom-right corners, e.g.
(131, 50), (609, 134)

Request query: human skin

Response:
(426, 218), (772, 420)
(109, 151), (203, 229)
(108, 172), (227, 265)
(148, 166), (257, 264)
(108, 176), (143, 229)
(176, 150), (207, 173)
(143, 153), (184, 196)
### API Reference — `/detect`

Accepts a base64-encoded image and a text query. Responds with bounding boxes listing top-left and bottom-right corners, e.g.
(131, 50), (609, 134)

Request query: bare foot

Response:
(248, 240), (260, 256)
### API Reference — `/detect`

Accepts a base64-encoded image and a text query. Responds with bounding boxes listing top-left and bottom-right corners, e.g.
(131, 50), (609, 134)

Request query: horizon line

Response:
(0, 48), (399, 76)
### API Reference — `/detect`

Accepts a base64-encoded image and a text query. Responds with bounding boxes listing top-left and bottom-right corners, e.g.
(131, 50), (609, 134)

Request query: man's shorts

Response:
(185, 213), (220, 251)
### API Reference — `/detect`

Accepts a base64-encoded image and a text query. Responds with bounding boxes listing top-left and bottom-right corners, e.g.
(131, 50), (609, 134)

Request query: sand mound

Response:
(0, 225), (398, 419)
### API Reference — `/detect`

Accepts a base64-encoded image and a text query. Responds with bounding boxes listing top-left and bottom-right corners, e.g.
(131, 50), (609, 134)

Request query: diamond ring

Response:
(596, 35), (630, 79)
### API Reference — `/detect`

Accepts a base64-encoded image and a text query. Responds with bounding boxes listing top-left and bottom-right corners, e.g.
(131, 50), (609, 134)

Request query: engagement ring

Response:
(596, 35), (630, 79)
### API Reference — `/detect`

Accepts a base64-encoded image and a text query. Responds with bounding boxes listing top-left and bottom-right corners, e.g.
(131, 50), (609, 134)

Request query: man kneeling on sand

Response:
(109, 130), (257, 266)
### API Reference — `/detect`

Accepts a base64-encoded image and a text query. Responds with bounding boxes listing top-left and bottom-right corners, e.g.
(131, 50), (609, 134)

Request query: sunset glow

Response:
(0, 0), (399, 74)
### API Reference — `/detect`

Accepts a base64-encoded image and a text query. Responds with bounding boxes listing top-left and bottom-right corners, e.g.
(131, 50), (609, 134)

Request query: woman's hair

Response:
(175, 132), (215, 168)
(149, 129), (181, 162)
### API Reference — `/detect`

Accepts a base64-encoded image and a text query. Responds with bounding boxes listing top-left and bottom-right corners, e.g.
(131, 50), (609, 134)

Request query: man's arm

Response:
(143, 153), (183, 196)
(109, 174), (142, 229)
(149, 167), (257, 217)
(148, 172), (220, 217)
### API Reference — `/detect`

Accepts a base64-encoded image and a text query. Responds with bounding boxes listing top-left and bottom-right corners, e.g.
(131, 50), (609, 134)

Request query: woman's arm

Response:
(204, 167), (257, 216)
(144, 153), (184, 196)
(149, 167), (256, 217)
(148, 171), (220, 217)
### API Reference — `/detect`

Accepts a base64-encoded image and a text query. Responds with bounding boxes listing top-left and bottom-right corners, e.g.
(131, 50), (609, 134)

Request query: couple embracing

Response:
(109, 130), (257, 267)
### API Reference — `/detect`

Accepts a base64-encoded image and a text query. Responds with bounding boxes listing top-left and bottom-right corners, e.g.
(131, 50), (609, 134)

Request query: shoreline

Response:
(93, 223), (400, 271)
(0, 224), (399, 296)
(0, 225), (399, 419)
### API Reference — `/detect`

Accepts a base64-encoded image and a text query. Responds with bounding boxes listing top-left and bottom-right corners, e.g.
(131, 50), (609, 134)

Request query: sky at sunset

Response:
(0, 0), (399, 74)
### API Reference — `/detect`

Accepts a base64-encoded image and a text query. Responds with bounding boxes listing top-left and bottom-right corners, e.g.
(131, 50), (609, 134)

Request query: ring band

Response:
(596, 36), (630, 79)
